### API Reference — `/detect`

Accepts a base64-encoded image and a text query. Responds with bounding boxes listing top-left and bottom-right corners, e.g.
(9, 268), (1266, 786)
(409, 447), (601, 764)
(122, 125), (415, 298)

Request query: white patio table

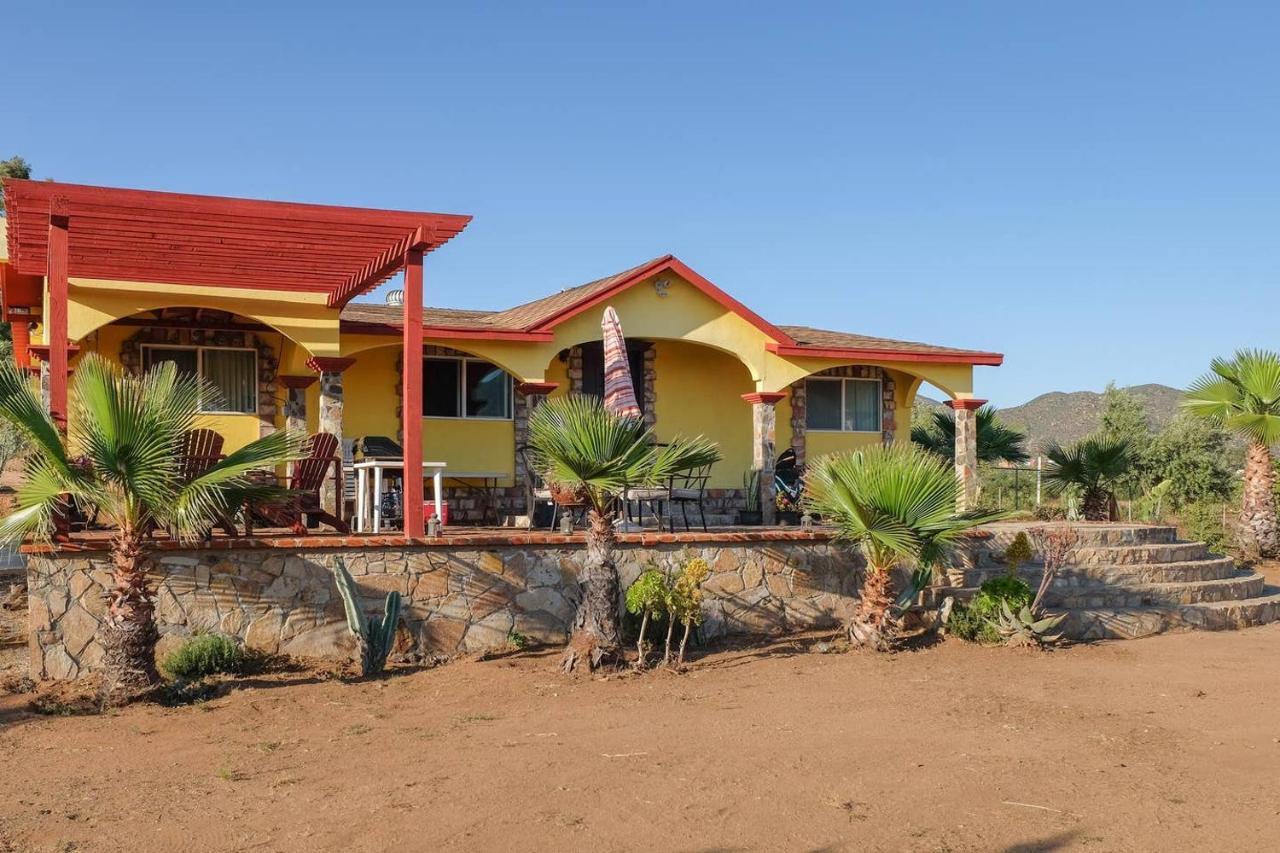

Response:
(353, 459), (447, 533)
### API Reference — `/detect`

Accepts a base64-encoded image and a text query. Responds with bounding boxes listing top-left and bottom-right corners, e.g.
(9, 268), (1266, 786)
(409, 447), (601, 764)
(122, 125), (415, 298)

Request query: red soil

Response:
(2, 614), (1280, 852)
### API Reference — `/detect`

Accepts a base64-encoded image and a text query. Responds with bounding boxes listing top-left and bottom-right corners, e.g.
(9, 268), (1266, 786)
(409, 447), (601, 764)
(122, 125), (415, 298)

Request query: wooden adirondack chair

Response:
(249, 432), (349, 535)
(176, 428), (239, 538)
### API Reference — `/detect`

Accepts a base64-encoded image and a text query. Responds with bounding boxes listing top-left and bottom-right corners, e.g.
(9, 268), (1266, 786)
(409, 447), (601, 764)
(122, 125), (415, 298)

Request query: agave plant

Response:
(0, 354), (300, 701)
(1183, 349), (1280, 557)
(526, 395), (720, 673)
(1041, 437), (1134, 521)
(911, 405), (1030, 465)
(804, 444), (1003, 650)
(994, 601), (1066, 648)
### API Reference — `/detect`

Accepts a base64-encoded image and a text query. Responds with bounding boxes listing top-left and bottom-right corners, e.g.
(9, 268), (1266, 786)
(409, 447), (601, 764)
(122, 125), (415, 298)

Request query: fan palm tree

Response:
(1183, 349), (1280, 557)
(0, 353), (300, 702)
(911, 405), (1030, 465)
(526, 395), (720, 673)
(804, 444), (1002, 650)
(1041, 436), (1134, 521)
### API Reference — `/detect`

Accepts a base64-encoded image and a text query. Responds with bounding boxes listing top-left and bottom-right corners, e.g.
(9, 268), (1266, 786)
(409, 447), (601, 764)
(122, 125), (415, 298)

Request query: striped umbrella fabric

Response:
(601, 306), (642, 418)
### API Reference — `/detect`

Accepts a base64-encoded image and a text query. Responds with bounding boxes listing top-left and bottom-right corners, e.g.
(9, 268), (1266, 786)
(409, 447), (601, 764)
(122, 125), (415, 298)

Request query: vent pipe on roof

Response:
(385, 289), (404, 307)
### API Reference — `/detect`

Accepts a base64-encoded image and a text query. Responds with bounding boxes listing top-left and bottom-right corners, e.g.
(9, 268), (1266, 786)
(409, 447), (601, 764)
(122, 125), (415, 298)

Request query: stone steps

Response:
(968, 556), (1240, 587)
(978, 523), (1177, 549)
(965, 522), (1280, 641)
(1040, 570), (1266, 609)
(1069, 542), (1210, 565)
(1061, 587), (1280, 640)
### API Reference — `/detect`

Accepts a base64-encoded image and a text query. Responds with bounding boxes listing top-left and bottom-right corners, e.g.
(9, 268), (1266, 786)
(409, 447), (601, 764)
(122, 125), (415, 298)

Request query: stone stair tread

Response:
(1059, 587), (1280, 640)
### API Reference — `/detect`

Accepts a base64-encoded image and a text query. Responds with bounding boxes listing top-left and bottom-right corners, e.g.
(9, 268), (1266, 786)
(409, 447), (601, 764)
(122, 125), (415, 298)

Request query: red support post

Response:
(401, 249), (425, 537)
(47, 208), (70, 429)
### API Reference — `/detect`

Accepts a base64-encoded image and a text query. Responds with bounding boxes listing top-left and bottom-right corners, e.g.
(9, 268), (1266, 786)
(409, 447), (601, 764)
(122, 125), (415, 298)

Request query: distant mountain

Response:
(914, 384), (1185, 452)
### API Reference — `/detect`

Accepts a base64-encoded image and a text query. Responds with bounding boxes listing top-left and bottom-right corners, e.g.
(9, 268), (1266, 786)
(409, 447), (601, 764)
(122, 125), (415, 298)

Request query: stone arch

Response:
(785, 364), (899, 467)
(110, 308), (281, 438)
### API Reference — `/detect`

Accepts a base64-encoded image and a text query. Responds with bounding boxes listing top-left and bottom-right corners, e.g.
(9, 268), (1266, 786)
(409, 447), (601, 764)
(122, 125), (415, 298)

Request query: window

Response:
(422, 357), (512, 419)
(578, 340), (647, 414)
(805, 377), (881, 432)
(142, 345), (257, 414)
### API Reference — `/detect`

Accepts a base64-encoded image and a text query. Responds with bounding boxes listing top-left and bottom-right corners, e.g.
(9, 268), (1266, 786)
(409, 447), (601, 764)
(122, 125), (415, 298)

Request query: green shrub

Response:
(947, 576), (1034, 644)
(1032, 503), (1066, 521)
(160, 634), (248, 680)
(1178, 501), (1233, 556)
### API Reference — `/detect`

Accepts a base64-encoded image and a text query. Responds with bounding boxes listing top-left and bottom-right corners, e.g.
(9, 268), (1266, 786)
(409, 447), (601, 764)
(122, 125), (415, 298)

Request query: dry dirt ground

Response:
(1, 617), (1280, 853)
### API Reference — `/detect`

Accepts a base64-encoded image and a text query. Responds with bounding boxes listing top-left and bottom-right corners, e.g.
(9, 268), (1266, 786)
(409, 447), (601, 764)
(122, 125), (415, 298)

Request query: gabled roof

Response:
(2, 180), (471, 308)
(339, 256), (1003, 365)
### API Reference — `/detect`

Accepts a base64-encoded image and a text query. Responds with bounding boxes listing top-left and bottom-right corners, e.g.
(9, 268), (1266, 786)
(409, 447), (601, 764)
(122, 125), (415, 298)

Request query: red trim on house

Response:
(27, 344), (82, 363)
(945, 398), (988, 411)
(278, 374), (318, 390)
(741, 392), (787, 405)
(528, 256), (798, 346)
(516, 381), (559, 395)
(766, 342), (1004, 366)
(305, 356), (356, 374)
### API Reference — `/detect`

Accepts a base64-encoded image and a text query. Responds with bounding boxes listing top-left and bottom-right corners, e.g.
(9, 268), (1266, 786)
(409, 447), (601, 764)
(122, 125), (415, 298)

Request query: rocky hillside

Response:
(916, 384), (1184, 452)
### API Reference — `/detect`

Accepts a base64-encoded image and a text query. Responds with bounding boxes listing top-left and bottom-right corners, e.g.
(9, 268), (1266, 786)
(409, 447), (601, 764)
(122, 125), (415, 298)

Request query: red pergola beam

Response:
(3, 180), (471, 309)
(402, 248), (426, 538)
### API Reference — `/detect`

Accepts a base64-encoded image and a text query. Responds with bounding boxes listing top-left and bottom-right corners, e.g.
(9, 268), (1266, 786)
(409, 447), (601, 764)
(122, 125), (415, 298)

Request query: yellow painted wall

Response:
(805, 430), (884, 461)
(651, 340), (755, 489)
(339, 343), (516, 484)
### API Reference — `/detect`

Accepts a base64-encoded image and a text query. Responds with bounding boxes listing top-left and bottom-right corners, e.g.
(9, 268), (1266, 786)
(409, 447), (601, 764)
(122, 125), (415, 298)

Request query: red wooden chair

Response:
(249, 432), (349, 535)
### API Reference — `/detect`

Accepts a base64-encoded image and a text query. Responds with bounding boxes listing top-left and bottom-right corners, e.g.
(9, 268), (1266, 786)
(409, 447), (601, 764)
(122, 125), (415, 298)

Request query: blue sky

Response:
(8, 2), (1280, 406)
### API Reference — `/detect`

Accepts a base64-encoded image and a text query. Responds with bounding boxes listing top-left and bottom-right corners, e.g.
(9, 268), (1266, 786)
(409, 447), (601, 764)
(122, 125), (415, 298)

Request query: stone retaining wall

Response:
(25, 534), (858, 681)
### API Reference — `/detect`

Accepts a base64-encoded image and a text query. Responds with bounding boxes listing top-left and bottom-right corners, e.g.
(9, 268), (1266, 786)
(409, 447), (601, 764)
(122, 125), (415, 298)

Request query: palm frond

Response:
(910, 405), (1029, 465)
(0, 358), (73, 478)
(1042, 436), (1134, 493)
(805, 444), (1004, 572)
(1184, 349), (1280, 446)
(527, 395), (722, 509)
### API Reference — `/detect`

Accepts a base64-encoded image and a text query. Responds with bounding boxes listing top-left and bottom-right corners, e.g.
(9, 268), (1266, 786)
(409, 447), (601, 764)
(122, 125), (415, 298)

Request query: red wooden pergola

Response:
(2, 179), (472, 537)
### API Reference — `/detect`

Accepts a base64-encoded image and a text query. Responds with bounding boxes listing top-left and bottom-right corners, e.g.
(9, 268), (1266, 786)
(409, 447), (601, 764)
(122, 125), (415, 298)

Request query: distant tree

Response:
(1184, 349), (1280, 558)
(911, 405), (1030, 465)
(1143, 413), (1235, 509)
(0, 156), (32, 215)
(1095, 382), (1153, 494)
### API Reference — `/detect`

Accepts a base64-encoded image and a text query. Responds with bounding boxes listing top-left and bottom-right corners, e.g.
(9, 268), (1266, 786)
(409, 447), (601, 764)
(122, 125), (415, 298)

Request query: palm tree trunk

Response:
(849, 566), (896, 650)
(1240, 441), (1278, 558)
(561, 508), (622, 673)
(100, 527), (160, 702)
(1081, 488), (1110, 522)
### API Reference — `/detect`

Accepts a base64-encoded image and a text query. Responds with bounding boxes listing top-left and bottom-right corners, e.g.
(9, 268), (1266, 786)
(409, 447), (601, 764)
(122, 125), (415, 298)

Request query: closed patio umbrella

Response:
(601, 306), (641, 419)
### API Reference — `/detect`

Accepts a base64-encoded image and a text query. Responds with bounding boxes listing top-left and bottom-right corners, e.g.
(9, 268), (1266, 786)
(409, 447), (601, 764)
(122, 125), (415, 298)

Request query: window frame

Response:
(804, 376), (883, 434)
(421, 355), (514, 421)
(141, 344), (259, 416)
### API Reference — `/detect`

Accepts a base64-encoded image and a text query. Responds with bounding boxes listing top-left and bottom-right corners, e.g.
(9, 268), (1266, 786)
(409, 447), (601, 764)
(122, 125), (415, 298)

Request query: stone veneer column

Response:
(947, 398), (986, 511)
(743, 392), (787, 525)
(515, 382), (559, 517)
(306, 357), (356, 515)
(278, 375), (315, 435)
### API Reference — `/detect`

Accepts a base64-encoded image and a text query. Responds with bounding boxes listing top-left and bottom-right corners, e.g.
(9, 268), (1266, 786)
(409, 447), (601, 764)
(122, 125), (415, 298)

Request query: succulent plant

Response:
(1001, 532), (1035, 575)
(333, 557), (402, 676)
(994, 601), (1066, 648)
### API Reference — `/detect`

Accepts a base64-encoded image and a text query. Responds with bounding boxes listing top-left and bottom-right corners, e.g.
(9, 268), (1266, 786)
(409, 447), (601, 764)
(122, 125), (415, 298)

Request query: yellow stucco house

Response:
(0, 180), (1001, 526)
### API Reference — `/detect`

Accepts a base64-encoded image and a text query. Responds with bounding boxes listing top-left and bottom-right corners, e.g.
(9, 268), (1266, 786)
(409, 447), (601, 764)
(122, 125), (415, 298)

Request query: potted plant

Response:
(736, 470), (762, 525)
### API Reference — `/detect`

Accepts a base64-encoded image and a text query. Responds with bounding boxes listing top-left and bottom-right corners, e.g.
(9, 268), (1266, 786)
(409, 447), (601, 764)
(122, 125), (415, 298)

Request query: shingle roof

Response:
(778, 326), (999, 359)
(482, 256), (670, 330)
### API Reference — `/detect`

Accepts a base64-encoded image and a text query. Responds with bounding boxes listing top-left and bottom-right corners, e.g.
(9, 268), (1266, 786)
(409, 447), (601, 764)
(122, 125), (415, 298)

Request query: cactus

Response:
(333, 557), (402, 676)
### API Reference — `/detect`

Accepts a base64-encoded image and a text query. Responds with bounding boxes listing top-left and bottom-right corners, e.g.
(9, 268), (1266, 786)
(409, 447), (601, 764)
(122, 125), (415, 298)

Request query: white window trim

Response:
(805, 376), (883, 434)
(422, 355), (514, 421)
(142, 344), (258, 416)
